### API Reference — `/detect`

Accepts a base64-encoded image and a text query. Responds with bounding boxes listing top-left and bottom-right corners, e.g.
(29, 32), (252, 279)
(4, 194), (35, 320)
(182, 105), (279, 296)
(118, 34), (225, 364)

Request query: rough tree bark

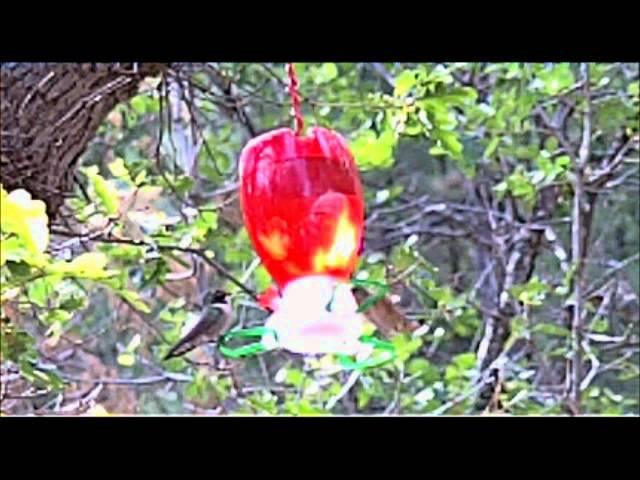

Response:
(1, 63), (169, 220)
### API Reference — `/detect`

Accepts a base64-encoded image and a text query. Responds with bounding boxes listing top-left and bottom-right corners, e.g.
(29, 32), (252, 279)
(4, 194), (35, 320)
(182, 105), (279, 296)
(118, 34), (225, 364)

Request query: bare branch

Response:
(59, 372), (192, 386)
(325, 370), (361, 411)
(566, 63), (592, 413)
(368, 63), (395, 89)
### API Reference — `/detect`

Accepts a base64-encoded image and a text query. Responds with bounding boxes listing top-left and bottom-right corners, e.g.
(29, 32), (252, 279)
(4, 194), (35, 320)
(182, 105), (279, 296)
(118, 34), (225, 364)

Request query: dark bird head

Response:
(352, 286), (369, 303)
(202, 289), (231, 306)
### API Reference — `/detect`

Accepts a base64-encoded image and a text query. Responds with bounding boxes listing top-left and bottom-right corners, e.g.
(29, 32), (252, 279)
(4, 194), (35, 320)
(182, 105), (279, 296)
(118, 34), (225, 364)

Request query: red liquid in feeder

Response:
(245, 159), (363, 287)
(240, 128), (365, 289)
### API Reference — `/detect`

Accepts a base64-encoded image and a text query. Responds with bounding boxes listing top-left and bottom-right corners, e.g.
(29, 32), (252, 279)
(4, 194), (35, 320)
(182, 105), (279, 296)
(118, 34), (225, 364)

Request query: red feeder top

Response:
(239, 127), (365, 290)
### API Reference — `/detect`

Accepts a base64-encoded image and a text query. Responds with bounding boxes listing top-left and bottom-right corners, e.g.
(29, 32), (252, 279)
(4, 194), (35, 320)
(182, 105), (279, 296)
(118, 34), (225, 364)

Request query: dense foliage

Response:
(1, 63), (638, 415)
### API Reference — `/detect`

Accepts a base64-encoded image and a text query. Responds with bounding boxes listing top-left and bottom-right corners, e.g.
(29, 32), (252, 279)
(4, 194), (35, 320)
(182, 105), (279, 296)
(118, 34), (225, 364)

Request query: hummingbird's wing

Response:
(352, 287), (417, 338)
(163, 305), (233, 360)
(163, 323), (212, 360)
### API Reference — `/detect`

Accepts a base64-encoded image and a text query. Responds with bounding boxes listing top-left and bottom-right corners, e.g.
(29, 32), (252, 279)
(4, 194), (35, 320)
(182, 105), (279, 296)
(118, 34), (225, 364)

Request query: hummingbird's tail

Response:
(163, 339), (200, 360)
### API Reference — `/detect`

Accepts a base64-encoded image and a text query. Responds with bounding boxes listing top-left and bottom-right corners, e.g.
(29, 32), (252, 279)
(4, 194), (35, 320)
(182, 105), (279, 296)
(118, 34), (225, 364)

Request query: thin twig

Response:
(383, 364), (404, 415)
(579, 339), (600, 392)
(59, 371), (192, 386)
(584, 253), (640, 299)
(430, 381), (487, 415)
(49, 228), (258, 300)
(326, 370), (361, 411)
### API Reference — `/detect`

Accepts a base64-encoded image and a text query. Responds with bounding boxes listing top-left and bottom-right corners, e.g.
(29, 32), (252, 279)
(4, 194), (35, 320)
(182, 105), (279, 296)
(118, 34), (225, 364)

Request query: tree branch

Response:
(49, 228), (259, 300)
(567, 63), (591, 414)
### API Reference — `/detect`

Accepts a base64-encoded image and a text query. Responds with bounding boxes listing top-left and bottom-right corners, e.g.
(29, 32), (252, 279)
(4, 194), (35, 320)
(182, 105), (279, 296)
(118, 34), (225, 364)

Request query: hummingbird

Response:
(163, 289), (234, 360)
(352, 286), (419, 339)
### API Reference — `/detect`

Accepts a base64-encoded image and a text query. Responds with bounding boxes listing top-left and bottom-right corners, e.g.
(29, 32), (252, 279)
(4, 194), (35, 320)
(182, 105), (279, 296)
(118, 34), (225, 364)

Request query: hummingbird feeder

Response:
(219, 64), (396, 369)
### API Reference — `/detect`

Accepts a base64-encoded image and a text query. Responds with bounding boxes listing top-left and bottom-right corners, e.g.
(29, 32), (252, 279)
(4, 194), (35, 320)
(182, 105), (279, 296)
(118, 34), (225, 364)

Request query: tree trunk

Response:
(1, 63), (169, 219)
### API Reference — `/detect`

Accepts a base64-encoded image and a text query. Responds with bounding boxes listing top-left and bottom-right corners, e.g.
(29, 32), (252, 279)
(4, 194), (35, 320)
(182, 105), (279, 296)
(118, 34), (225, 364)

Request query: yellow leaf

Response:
(108, 158), (130, 180)
(70, 252), (108, 271)
(1, 188), (49, 255)
(47, 252), (115, 279)
(85, 404), (110, 416)
(117, 352), (135, 367)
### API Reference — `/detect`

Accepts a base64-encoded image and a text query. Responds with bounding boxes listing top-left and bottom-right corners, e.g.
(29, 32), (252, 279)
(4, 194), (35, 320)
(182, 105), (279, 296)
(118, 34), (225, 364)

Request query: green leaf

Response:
(350, 129), (396, 170)
(0, 236), (27, 266)
(318, 63), (338, 83)
(1, 325), (35, 362)
(425, 65), (453, 86)
(27, 277), (55, 308)
(515, 145), (539, 160)
(130, 95), (157, 115)
(510, 174), (535, 198)
(429, 287), (454, 306)
(391, 334), (423, 362)
(58, 297), (86, 313)
(172, 176), (195, 196)
(407, 358), (430, 375)
(254, 265), (272, 293)
(493, 181), (508, 199)
(7, 261), (32, 280)
(535, 63), (575, 95)
(394, 70), (418, 97)
(511, 276), (549, 306)
(407, 358), (440, 384)
(428, 145), (447, 156)
(484, 137), (501, 159)
(536, 154), (554, 176)
(357, 389), (372, 409)
(434, 87), (478, 106)
(134, 170), (147, 186)
(436, 130), (463, 158)
(444, 365), (460, 382)
(453, 352), (476, 370)
(544, 136), (559, 152)
(421, 99), (457, 130)
(533, 323), (570, 337)
(290, 398), (326, 416)
(555, 155), (570, 169)
(45, 309), (72, 325)
(195, 211), (218, 236)
(591, 316), (608, 333)
(85, 166), (120, 215)
(595, 97), (636, 135)
(116, 289), (151, 313)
